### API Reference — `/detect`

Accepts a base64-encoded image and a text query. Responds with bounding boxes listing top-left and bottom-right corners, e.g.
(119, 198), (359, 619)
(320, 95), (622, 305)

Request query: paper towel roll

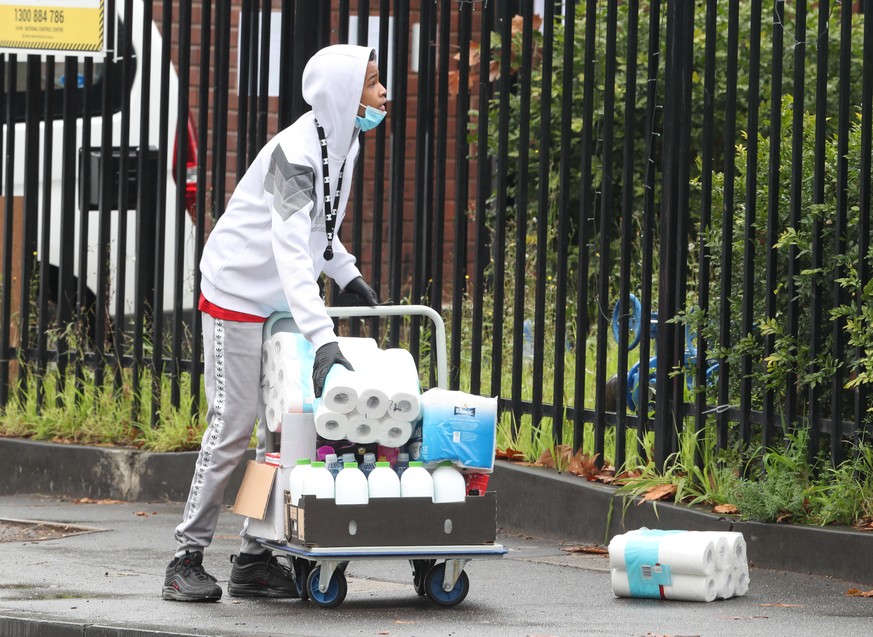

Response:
(322, 366), (363, 414)
(716, 568), (734, 599)
(610, 568), (718, 602)
(314, 404), (349, 440)
(732, 564), (750, 597)
(703, 532), (732, 571)
(725, 531), (747, 566)
(378, 417), (413, 447)
(357, 387), (390, 419)
(261, 341), (277, 377)
(347, 412), (380, 444)
(336, 336), (379, 362)
(380, 348), (422, 421)
(272, 332), (300, 357)
(609, 530), (716, 576)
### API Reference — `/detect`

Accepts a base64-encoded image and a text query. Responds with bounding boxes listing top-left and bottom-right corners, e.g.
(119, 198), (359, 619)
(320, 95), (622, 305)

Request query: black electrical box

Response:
(78, 146), (159, 212)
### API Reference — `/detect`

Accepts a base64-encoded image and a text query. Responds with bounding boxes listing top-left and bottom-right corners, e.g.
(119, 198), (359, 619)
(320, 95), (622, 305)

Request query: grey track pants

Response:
(173, 313), (266, 557)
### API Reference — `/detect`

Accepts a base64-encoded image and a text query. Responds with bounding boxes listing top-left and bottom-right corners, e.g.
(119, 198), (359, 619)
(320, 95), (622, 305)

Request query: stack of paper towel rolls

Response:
(314, 343), (422, 446)
(608, 529), (748, 602)
(260, 334), (380, 433)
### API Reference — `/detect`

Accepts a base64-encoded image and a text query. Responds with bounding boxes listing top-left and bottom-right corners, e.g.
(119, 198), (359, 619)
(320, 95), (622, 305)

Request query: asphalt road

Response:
(1, 494), (872, 637)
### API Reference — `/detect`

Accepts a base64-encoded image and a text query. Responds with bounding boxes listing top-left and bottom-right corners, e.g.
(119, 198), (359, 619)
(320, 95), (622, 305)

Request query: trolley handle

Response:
(263, 304), (448, 390)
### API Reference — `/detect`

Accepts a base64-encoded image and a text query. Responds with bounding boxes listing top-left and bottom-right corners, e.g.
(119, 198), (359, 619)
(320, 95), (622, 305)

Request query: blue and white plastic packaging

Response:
(419, 388), (497, 472)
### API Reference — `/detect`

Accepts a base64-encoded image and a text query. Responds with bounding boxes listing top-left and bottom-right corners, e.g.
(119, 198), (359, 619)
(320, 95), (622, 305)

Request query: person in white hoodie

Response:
(162, 45), (387, 602)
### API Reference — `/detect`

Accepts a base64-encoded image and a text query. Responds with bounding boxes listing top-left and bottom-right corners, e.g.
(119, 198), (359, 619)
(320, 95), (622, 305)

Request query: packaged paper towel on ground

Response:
(419, 388), (497, 472)
(608, 528), (749, 602)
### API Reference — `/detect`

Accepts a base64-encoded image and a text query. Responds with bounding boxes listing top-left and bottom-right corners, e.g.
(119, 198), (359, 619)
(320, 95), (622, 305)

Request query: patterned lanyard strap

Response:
(315, 118), (345, 261)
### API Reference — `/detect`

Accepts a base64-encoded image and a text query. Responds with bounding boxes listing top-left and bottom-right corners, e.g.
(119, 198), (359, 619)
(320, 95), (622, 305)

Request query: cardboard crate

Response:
(286, 492), (498, 548)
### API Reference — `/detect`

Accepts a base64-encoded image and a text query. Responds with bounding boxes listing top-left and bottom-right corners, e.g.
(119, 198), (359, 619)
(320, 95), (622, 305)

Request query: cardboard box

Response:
(232, 461), (277, 520)
(286, 492), (498, 548)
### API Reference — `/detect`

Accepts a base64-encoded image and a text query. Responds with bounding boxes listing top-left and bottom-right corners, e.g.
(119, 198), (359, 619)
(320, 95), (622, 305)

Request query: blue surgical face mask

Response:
(355, 103), (386, 131)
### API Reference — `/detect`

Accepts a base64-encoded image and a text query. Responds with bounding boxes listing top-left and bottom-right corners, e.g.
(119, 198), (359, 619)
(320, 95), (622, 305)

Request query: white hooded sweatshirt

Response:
(200, 45), (373, 350)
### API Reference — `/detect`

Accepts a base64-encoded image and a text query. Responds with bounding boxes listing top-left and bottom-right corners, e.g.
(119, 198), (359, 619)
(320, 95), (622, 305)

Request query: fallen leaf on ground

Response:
(560, 545), (608, 555)
(71, 498), (125, 505)
(638, 483), (677, 503)
(775, 512), (794, 523)
(713, 504), (740, 514)
(846, 588), (873, 597)
(134, 511), (149, 517)
(853, 517), (873, 531)
(495, 447), (525, 461)
(394, 620), (414, 624)
(568, 451), (599, 479)
(758, 603), (804, 608)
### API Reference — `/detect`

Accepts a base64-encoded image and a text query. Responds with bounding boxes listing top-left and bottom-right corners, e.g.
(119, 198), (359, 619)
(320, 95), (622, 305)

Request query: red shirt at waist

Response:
(198, 293), (267, 323)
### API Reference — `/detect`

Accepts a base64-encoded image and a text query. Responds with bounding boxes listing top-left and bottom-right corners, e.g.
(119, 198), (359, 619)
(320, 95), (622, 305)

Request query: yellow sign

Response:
(0, 0), (104, 54)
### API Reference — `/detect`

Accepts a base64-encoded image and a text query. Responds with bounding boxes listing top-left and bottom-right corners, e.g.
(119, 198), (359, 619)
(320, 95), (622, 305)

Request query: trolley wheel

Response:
(291, 557), (312, 601)
(423, 562), (469, 607)
(306, 565), (347, 608)
(411, 559), (435, 596)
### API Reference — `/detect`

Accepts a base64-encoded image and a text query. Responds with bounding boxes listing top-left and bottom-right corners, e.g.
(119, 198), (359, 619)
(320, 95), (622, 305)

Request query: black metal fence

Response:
(1, 0), (871, 469)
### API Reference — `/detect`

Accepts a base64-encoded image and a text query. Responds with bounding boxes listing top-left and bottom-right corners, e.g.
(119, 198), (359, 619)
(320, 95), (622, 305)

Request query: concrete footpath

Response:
(2, 493), (873, 637)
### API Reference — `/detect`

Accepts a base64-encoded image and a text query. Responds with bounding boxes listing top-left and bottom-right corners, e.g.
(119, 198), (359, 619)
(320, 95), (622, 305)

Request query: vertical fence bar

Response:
(0, 56), (14, 404)
(349, 0), (369, 290)
(190, 0), (213, 416)
(595, 0), (618, 464)
(37, 57), (56, 406)
(859, 0), (873, 441)
(410, 0), (434, 357)
(246, 0), (260, 165)
(57, 56), (77, 396)
(114, 2), (134, 392)
(808, 2), (830, 461)
(368, 0), (389, 339)
(172, 0), (194, 408)
(257, 0), (272, 148)
(431, 0), (450, 320)
(450, 1), (472, 389)
(654, 0), (680, 467)
(214, 0), (232, 215)
(763, 0), (785, 450)
(504, 2), (524, 434)
(830, 0), (853, 465)
(237, 0), (252, 179)
(96, 32), (115, 393)
(786, 0), (807, 436)
(672, 0), (694, 457)
(637, 0), (662, 452)
(572, 0), (598, 452)
(695, 0), (718, 457)
(277, 0), (294, 127)
(133, 0), (155, 421)
(338, 0), (350, 43)
(716, 0), (740, 451)
(470, 0), (493, 395)
(552, 0), (577, 446)
(388, 0), (409, 346)
(615, 0), (639, 469)
(17, 59), (37, 395)
(739, 0), (762, 447)
(152, 0), (173, 426)
(76, 59), (93, 391)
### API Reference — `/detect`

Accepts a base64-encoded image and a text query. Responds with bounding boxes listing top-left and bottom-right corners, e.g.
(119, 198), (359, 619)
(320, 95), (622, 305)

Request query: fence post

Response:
(654, 0), (694, 468)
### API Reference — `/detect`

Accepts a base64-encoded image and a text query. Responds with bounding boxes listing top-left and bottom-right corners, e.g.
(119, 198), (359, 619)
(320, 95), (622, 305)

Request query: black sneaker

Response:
(228, 551), (297, 598)
(162, 550), (223, 602)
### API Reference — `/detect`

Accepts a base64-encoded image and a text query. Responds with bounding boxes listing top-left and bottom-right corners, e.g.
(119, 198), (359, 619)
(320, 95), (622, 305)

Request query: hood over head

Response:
(302, 45), (375, 159)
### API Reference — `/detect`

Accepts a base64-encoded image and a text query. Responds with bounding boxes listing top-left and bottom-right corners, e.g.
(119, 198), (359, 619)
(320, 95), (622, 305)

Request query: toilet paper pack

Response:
(419, 388), (497, 472)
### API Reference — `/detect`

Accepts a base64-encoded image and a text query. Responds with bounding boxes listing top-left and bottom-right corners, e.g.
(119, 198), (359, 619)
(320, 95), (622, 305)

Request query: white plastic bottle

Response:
(400, 461), (434, 498)
(302, 461), (335, 499)
(368, 461), (401, 498)
(288, 458), (313, 506)
(432, 461), (466, 503)
(335, 461), (369, 505)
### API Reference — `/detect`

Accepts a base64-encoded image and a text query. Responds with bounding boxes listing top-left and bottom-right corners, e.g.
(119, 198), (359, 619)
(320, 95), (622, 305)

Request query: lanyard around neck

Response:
(314, 119), (346, 261)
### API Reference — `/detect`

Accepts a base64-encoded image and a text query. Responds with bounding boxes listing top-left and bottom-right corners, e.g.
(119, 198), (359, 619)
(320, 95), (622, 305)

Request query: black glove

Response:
(312, 342), (354, 398)
(337, 276), (379, 307)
